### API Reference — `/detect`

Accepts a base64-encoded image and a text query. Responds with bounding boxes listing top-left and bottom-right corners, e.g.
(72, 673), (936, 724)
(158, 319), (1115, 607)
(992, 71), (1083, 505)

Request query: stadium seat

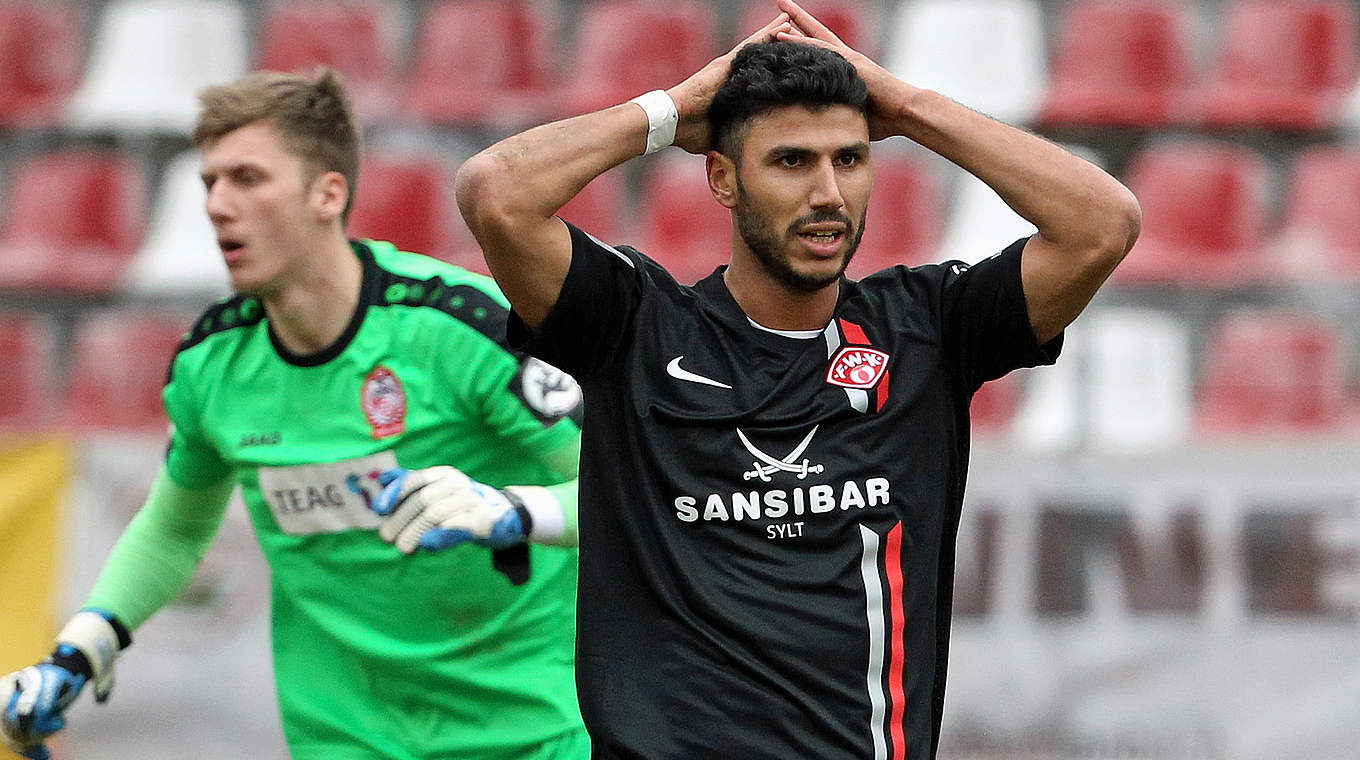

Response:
(735, 0), (882, 58)
(637, 153), (731, 285)
(1085, 308), (1192, 452)
(1114, 140), (1269, 286)
(121, 150), (231, 300)
(1038, 0), (1195, 129)
(0, 1), (83, 129)
(1195, 311), (1347, 434)
(884, 0), (1047, 126)
(936, 171), (1038, 266)
(970, 374), (1021, 438)
(557, 169), (627, 246)
(556, 0), (719, 118)
(64, 0), (248, 135)
(64, 309), (192, 434)
(0, 150), (147, 295)
(0, 313), (57, 433)
(347, 153), (461, 266)
(254, 0), (399, 124)
(1265, 146), (1360, 282)
(846, 149), (943, 277)
(405, 0), (559, 130)
(1194, 0), (1359, 131)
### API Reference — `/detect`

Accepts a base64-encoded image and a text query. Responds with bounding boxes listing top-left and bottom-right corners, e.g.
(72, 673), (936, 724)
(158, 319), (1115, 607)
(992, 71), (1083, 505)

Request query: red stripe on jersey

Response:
(876, 369), (890, 412)
(885, 522), (907, 757)
(839, 318), (871, 345)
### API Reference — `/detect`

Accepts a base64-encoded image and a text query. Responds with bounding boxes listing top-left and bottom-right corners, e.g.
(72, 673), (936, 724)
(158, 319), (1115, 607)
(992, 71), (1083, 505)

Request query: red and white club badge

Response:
(362, 366), (406, 439)
(825, 346), (891, 389)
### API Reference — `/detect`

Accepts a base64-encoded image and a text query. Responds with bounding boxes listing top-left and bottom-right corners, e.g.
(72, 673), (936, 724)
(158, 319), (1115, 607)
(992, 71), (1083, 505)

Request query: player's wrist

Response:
(503, 485), (563, 544)
(627, 90), (678, 155)
(56, 610), (127, 703)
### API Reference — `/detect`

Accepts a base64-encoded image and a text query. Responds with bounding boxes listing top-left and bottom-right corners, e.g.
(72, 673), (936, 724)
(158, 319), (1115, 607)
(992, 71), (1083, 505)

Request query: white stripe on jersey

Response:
(583, 229), (635, 268)
(859, 524), (889, 760)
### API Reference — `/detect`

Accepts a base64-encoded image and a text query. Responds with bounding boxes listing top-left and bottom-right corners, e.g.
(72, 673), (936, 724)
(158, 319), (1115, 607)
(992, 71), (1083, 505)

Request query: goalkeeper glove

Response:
(2, 610), (128, 760)
(370, 466), (543, 554)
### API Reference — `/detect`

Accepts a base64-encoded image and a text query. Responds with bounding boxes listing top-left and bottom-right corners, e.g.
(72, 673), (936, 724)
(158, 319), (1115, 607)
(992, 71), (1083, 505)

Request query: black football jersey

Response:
(510, 222), (1061, 760)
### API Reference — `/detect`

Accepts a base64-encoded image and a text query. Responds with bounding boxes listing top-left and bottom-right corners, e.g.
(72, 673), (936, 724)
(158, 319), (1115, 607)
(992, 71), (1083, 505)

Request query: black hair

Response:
(709, 40), (869, 160)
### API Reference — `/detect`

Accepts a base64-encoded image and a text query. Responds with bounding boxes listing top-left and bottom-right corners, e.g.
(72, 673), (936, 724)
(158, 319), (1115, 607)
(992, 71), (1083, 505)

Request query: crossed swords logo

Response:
(738, 425), (825, 482)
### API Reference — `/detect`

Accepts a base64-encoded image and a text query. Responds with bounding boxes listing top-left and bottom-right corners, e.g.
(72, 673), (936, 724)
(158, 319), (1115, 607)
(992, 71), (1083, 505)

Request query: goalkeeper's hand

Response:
(370, 466), (535, 554)
(2, 611), (125, 760)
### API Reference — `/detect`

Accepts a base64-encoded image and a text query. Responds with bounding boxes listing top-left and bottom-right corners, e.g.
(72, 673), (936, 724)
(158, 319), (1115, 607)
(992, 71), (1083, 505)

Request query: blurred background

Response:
(0, 0), (1357, 758)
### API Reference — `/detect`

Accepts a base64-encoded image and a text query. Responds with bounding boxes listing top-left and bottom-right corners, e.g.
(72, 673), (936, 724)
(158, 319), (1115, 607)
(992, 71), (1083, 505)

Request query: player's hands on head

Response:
(666, 11), (797, 154)
(774, 0), (908, 141)
(370, 467), (530, 554)
(2, 611), (124, 760)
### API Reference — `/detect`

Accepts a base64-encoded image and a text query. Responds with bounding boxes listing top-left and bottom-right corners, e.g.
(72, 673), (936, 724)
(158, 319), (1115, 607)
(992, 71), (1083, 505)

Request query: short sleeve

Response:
(940, 236), (1063, 392)
(507, 221), (648, 381)
(162, 358), (232, 489)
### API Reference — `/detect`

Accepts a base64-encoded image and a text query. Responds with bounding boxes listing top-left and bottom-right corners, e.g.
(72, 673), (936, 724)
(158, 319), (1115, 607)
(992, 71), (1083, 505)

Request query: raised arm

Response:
(776, 0), (1140, 344)
(455, 13), (795, 328)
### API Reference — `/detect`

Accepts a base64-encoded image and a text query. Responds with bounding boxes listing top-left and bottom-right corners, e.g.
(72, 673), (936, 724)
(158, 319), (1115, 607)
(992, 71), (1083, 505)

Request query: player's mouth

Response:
(219, 238), (246, 265)
(795, 224), (847, 257)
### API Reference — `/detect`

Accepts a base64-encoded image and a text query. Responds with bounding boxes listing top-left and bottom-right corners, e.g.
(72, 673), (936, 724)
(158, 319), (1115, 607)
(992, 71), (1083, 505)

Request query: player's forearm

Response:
(886, 87), (1140, 256)
(456, 105), (646, 241)
(84, 469), (234, 629)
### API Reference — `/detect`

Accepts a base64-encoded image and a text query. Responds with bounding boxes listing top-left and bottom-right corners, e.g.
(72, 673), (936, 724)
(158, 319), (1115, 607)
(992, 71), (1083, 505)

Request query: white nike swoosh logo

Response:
(666, 356), (732, 389)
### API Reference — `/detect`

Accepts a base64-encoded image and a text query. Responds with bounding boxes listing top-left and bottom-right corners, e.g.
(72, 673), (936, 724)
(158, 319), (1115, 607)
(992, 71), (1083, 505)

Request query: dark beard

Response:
(734, 186), (866, 292)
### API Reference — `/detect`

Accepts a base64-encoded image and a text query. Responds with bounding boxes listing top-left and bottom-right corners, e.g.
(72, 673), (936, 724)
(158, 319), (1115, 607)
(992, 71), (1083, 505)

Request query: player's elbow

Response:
(1078, 183), (1142, 273)
(455, 152), (520, 241)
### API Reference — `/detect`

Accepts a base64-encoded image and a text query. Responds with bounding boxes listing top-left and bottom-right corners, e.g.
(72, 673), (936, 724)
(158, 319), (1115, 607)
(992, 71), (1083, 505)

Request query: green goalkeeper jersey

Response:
(159, 241), (586, 759)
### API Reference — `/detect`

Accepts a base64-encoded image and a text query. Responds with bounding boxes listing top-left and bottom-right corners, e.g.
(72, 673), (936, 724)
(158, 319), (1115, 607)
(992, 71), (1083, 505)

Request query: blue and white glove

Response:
(370, 466), (536, 554)
(2, 611), (125, 760)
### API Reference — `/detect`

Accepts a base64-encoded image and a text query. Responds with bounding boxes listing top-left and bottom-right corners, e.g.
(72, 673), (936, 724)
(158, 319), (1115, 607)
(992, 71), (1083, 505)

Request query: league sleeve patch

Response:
(511, 357), (583, 426)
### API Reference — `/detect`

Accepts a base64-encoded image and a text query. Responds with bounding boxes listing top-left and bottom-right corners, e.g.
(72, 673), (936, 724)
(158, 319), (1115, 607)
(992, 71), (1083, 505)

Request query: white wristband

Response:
(628, 89), (678, 155)
(504, 485), (566, 544)
(57, 611), (120, 702)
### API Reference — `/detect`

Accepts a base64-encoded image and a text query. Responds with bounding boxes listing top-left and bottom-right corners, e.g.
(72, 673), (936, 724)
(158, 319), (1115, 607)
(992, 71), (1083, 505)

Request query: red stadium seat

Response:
(1039, 0), (1194, 128)
(0, 1), (83, 129)
(1196, 311), (1347, 435)
(1266, 146), (1360, 282)
(637, 154), (730, 285)
(1114, 141), (1268, 286)
(0, 313), (57, 433)
(736, 0), (881, 58)
(64, 310), (191, 434)
(1194, 0), (1359, 131)
(254, 0), (398, 123)
(970, 374), (1021, 438)
(348, 153), (461, 266)
(556, 0), (718, 118)
(0, 150), (146, 295)
(405, 0), (559, 130)
(847, 151), (943, 277)
(557, 169), (627, 246)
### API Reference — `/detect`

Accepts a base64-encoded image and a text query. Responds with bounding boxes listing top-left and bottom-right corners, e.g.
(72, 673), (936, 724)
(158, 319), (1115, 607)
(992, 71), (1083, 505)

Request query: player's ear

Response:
(313, 170), (349, 223)
(707, 151), (738, 210)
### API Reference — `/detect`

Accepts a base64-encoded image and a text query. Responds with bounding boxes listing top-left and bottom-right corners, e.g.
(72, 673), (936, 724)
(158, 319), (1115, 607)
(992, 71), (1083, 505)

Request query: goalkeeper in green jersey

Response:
(1, 69), (589, 760)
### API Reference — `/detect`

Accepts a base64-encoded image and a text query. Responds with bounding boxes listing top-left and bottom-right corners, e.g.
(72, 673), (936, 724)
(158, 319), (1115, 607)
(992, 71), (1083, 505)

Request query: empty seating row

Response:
(2, 306), (1351, 440)
(3, 138), (1359, 298)
(1008, 306), (1357, 451)
(2, 0), (1357, 134)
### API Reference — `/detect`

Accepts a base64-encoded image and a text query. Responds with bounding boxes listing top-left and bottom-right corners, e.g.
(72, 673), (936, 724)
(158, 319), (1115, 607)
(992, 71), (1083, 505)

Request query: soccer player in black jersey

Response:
(456, 2), (1141, 758)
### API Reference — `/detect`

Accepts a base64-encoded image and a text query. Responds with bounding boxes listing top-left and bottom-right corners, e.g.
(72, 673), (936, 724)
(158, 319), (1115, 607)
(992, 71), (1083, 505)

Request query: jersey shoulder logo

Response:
(361, 365), (406, 439)
(518, 357), (582, 421)
(825, 346), (890, 390)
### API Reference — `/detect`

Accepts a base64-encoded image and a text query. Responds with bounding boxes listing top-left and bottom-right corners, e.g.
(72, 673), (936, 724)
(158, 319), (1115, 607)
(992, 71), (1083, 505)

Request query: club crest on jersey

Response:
(825, 346), (890, 390)
(362, 366), (406, 439)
